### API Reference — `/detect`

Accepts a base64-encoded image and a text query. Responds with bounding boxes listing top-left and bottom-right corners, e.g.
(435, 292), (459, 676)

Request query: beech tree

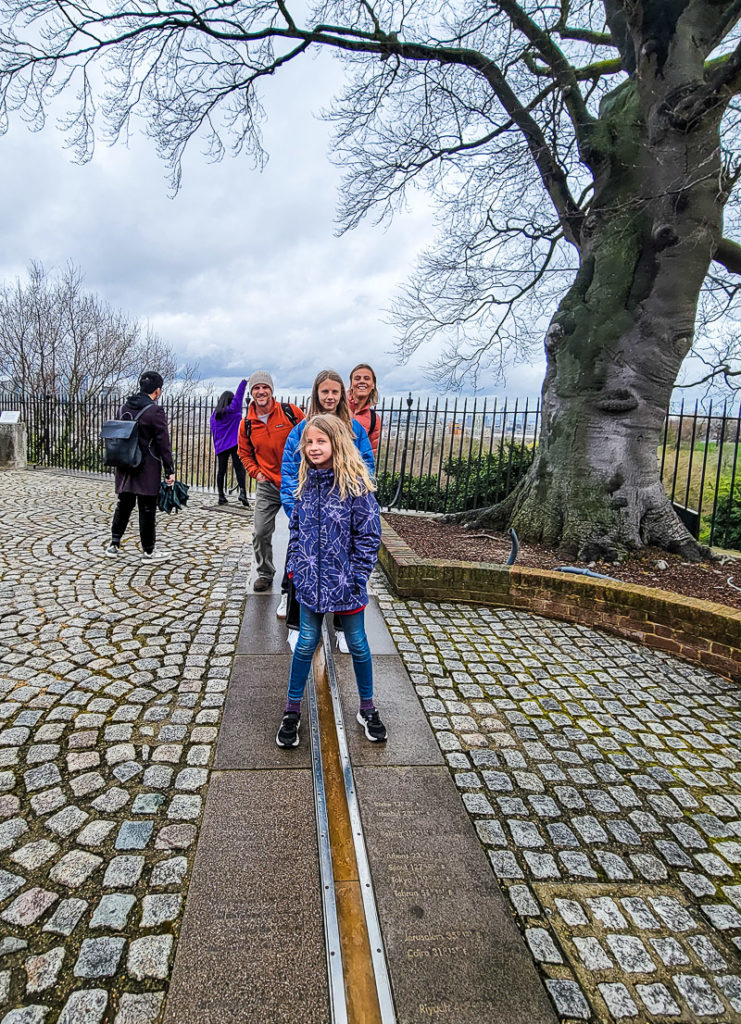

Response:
(1, 2), (741, 558)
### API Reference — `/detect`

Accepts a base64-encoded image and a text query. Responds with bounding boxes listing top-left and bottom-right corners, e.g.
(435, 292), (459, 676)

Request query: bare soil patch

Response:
(385, 512), (741, 612)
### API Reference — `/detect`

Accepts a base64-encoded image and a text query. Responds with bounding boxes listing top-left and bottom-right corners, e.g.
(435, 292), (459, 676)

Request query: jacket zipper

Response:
(316, 475), (322, 608)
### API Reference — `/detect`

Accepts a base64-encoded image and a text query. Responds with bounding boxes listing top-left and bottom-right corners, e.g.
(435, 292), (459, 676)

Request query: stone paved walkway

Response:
(371, 575), (741, 1022)
(0, 470), (250, 1023)
(1, 469), (740, 1023)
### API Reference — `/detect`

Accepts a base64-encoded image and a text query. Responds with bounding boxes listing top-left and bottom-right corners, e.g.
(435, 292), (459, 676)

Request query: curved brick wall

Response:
(379, 519), (741, 682)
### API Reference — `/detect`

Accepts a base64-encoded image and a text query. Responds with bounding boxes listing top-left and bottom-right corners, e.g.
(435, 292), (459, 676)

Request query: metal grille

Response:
(1, 391), (738, 549)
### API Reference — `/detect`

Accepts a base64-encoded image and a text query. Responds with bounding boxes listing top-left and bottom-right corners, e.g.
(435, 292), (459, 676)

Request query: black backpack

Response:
(100, 405), (149, 471)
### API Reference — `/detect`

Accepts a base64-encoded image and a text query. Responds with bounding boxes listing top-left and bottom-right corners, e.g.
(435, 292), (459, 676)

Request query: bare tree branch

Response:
(714, 236), (741, 275)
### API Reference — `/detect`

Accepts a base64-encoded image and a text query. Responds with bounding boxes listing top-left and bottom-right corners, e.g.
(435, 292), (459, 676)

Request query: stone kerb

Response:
(378, 518), (741, 682)
(0, 419), (27, 469)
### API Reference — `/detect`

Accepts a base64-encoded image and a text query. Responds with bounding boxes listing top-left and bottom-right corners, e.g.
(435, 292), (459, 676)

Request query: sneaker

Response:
(336, 630), (349, 654)
(276, 594), (288, 619)
(142, 549), (171, 562)
(356, 708), (387, 743)
(287, 629), (299, 653)
(254, 576), (272, 592)
(105, 543), (120, 558)
(276, 711), (300, 748)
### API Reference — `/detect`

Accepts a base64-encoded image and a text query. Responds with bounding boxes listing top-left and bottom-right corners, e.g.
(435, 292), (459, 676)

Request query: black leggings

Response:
(111, 492), (157, 553)
(216, 447), (246, 496)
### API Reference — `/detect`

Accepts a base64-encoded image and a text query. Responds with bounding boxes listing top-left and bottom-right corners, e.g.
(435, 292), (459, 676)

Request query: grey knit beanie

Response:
(248, 370), (274, 394)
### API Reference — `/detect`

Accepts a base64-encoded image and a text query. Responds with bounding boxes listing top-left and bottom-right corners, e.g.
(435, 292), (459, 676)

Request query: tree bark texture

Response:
(474, 51), (726, 560)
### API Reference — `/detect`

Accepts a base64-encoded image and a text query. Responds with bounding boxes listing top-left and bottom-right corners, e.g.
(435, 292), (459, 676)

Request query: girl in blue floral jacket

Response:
(276, 415), (386, 748)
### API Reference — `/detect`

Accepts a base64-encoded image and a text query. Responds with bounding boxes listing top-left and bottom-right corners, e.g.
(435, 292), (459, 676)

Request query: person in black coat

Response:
(106, 370), (175, 561)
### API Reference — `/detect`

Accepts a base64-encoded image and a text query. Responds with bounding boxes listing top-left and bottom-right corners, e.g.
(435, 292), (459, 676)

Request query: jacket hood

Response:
(125, 392), (155, 409)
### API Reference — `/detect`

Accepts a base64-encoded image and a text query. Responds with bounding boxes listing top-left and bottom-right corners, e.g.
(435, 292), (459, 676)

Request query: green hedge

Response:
(377, 441), (533, 513)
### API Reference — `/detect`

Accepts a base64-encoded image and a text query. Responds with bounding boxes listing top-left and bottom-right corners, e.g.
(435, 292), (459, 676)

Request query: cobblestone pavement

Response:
(3, 470), (741, 1024)
(372, 574), (741, 1022)
(0, 470), (250, 1024)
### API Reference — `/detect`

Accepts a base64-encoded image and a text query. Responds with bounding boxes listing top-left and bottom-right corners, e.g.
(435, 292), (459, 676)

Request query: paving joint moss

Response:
(371, 570), (741, 1022)
(0, 470), (250, 1024)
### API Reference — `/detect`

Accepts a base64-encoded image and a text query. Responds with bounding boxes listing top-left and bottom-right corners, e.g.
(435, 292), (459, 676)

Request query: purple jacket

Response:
(210, 379), (247, 454)
(287, 468), (381, 614)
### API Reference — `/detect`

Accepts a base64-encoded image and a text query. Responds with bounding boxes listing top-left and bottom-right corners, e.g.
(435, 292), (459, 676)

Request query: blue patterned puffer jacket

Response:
(286, 468), (381, 614)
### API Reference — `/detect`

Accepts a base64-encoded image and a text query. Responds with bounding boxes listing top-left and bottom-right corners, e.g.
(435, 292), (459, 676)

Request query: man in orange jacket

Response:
(238, 371), (304, 593)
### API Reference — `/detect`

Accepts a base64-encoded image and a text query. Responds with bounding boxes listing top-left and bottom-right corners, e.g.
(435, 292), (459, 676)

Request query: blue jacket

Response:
(281, 418), (374, 518)
(210, 379), (247, 454)
(287, 468), (381, 614)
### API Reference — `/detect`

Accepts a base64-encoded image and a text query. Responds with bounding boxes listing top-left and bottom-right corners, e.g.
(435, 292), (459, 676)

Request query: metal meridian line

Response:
(321, 626), (398, 1024)
(307, 667), (348, 1024)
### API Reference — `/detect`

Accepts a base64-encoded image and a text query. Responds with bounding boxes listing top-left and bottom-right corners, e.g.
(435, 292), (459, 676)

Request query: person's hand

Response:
(165, 474), (175, 486)
(256, 472), (267, 483)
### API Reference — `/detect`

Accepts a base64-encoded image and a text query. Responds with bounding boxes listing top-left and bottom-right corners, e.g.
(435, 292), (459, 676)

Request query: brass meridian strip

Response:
(312, 645), (383, 1024)
(316, 629), (397, 1024)
(306, 667), (348, 1024)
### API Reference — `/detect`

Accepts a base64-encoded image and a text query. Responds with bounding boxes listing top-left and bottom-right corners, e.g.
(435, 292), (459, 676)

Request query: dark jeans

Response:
(216, 446), (246, 497)
(288, 607), (372, 705)
(111, 492), (157, 552)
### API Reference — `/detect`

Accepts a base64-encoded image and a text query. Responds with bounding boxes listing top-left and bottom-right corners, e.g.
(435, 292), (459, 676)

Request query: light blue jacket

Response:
(280, 418), (375, 518)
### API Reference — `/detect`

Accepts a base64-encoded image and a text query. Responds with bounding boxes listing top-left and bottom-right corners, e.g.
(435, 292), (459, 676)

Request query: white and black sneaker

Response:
(356, 708), (387, 743)
(105, 543), (120, 558)
(142, 548), (172, 563)
(276, 712), (300, 748)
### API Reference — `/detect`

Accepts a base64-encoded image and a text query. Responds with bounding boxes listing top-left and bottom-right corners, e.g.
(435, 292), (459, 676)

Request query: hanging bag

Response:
(100, 405), (148, 471)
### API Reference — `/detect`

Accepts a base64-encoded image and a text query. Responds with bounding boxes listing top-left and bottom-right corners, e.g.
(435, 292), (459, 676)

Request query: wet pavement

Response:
(0, 469), (740, 1023)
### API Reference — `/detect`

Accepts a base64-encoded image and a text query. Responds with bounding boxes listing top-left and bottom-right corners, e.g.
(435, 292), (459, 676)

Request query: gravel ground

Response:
(385, 513), (741, 612)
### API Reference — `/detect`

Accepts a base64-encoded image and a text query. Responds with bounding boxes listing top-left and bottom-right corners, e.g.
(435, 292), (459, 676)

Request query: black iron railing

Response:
(1, 391), (739, 550)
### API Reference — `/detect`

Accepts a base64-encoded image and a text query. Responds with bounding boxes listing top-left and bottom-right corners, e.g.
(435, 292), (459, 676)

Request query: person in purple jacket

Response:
(276, 414), (387, 748)
(210, 379), (248, 506)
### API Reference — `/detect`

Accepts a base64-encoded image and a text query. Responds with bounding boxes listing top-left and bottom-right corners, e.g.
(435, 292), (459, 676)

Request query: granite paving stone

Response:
(372, 569), (741, 1023)
(3, 470), (741, 1023)
(0, 472), (249, 1022)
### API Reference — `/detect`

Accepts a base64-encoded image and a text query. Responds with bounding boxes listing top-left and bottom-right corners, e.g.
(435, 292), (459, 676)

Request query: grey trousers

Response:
(253, 479), (282, 581)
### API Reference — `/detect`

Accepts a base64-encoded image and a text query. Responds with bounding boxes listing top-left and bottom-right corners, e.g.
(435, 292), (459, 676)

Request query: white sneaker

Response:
(276, 594), (288, 619)
(287, 630), (299, 653)
(105, 543), (120, 558)
(336, 631), (349, 654)
(142, 548), (172, 562)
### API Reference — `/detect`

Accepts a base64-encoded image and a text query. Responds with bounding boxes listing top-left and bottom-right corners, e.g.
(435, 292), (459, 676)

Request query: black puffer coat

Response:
(114, 393), (175, 497)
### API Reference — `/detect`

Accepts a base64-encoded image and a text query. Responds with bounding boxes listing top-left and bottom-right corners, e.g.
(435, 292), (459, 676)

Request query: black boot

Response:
(239, 489), (249, 506)
(218, 493), (228, 505)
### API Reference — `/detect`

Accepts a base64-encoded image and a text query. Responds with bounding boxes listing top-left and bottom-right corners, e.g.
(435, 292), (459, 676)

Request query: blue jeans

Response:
(288, 606), (373, 704)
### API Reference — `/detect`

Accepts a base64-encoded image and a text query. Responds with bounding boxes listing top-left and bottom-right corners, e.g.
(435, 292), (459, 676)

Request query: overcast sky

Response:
(0, 50), (550, 401)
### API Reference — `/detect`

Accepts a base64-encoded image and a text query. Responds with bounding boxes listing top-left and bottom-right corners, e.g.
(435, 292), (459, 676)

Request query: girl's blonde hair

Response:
(297, 415), (376, 500)
(308, 370), (353, 429)
(349, 363), (379, 410)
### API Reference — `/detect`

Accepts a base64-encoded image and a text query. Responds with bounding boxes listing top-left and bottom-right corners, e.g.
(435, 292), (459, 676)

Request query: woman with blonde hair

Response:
(276, 415), (386, 747)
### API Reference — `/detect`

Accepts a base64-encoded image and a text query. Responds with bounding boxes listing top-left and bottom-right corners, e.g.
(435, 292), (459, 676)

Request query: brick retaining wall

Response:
(379, 519), (741, 682)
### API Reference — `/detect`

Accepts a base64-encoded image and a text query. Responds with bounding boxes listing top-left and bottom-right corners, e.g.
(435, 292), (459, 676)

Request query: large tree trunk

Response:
(467, 72), (724, 561)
